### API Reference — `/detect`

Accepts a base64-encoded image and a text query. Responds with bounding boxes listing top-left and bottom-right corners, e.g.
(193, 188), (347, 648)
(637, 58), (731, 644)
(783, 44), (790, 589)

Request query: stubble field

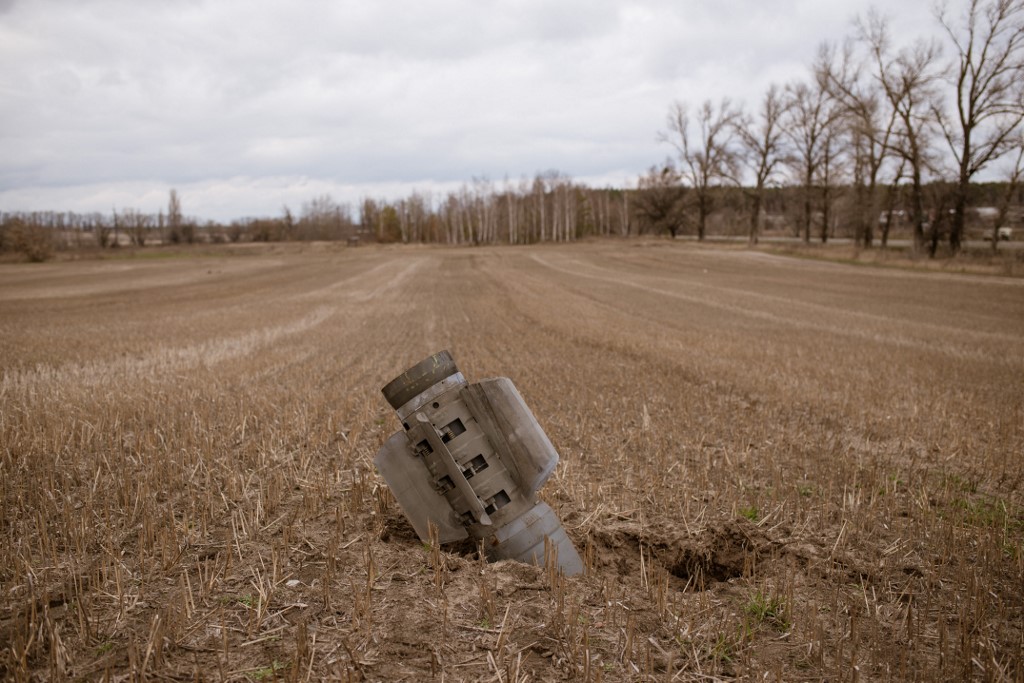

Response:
(1, 240), (1022, 681)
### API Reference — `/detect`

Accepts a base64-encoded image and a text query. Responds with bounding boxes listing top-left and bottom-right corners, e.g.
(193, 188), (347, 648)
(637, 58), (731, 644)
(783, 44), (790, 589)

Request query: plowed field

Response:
(2, 241), (1022, 681)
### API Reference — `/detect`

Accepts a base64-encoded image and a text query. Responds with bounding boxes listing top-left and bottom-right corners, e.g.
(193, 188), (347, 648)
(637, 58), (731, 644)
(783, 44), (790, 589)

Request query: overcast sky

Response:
(1, 0), (945, 222)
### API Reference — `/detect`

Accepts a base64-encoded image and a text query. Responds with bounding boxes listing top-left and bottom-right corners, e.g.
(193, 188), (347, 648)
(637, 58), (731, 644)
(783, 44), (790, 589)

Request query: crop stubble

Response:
(1, 241), (1022, 681)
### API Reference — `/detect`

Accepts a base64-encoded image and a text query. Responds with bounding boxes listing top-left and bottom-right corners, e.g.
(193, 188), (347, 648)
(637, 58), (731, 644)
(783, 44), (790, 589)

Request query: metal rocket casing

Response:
(375, 351), (583, 575)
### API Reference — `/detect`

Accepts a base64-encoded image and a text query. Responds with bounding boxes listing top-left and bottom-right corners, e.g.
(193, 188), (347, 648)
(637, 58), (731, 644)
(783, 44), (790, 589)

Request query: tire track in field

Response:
(530, 253), (1024, 368)
(0, 306), (335, 394)
(350, 256), (428, 302)
(572, 252), (1023, 344)
(288, 254), (423, 303)
(600, 247), (1024, 336)
(0, 257), (425, 394)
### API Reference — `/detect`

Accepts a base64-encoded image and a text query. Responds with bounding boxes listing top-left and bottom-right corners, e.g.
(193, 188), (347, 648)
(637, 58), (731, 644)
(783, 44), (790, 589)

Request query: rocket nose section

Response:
(487, 501), (584, 576)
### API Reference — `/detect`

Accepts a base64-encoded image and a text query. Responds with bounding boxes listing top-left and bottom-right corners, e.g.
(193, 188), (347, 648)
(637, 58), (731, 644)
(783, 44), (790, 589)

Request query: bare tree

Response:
(935, 0), (1024, 252)
(546, 173), (578, 242)
(880, 158), (907, 247)
(282, 205), (295, 241)
(531, 175), (546, 243)
(860, 11), (943, 253)
(735, 84), (789, 245)
(360, 198), (381, 240)
(167, 189), (182, 244)
(181, 219), (196, 245)
(783, 71), (843, 243)
(301, 195), (335, 240)
(660, 99), (741, 240)
(817, 122), (847, 243)
(122, 208), (151, 246)
(925, 182), (958, 256)
(821, 39), (901, 247)
(584, 188), (614, 237)
(991, 133), (1024, 248)
(471, 178), (498, 244)
(111, 208), (122, 247)
(633, 163), (688, 238)
(503, 177), (522, 244)
(617, 190), (631, 237)
(92, 212), (112, 248)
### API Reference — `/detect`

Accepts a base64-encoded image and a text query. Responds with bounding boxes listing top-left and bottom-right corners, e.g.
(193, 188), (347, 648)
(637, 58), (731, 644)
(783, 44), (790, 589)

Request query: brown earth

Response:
(1, 240), (1022, 681)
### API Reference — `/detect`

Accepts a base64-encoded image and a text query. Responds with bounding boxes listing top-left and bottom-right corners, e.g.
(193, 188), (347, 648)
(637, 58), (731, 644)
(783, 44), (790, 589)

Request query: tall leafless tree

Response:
(860, 12), (943, 253)
(817, 122), (847, 242)
(783, 70), (843, 243)
(879, 159), (907, 247)
(281, 205), (295, 241)
(531, 175), (546, 243)
(821, 40), (900, 248)
(935, 0), (1024, 252)
(301, 194), (353, 241)
(736, 85), (789, 245)
(122, 208), (151, 247)
(660, 99), (741, 240)
(504, 177), (522, 244)
(613, 189), (630, 237)
(167, 189), (183, 244)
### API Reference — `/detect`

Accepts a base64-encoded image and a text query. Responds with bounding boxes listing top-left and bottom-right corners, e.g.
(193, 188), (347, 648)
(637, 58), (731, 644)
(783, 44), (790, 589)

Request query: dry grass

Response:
(1, 240), (1022, 681)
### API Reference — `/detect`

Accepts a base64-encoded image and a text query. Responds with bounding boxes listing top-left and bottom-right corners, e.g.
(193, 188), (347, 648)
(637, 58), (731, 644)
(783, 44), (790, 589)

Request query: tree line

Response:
(0, 178), (637, 260)
(357, 174), (632, 244)
(649, 0), (1024, 255)
(7, 176), (1019, 263)
(0, 190), (361, 261)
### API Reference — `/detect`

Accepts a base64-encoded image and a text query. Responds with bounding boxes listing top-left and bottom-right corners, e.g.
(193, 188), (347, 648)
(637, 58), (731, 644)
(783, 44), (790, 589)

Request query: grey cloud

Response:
(0, 0), (947, 220)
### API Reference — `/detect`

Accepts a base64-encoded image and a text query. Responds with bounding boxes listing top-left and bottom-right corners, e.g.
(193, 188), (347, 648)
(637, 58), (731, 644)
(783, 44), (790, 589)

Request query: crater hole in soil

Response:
(583, 520), (770, 589)
(666, 548), (746, 589)
(659, 524), (763, 590)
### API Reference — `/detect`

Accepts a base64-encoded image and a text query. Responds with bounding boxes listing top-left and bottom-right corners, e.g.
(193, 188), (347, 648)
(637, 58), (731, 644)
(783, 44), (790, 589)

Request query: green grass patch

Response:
(248, 661), (288, 681)
(743, 590), (790, 630)
(738, 505), (759, 522)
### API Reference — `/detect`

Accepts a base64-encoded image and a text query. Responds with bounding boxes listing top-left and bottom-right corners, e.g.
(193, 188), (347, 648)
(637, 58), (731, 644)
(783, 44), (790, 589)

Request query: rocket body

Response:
(375, 351), (583, 575)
